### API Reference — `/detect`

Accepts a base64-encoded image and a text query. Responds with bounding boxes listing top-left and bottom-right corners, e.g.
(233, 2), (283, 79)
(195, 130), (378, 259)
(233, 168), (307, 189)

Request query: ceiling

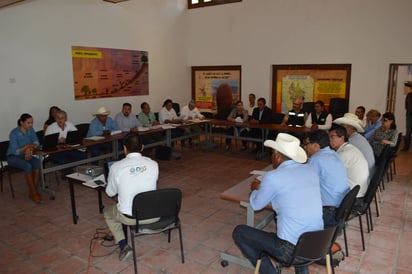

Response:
(0, 0), (130, 9)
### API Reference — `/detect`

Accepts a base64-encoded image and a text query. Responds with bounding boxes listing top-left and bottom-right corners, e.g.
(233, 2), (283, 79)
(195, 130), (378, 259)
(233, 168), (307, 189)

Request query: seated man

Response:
(233, 133), (323, 273)
(355, 106), (367, 128)
(249, 97), (273, 152)
(329, 124), (369, 204)
(179, 100), (205, 145)
(114, 103), (141, 132)
(225, 100), (249, 151)
(87, 107), (119, 158)
(334, 113), (375, 180)
(44, 110), (86, 174)
(281, 97), (306, 127)
(138, 102), (160, 127)
(304, 130), (349, 227)
(364, 109), (382, 139)
(159, 99), (184, 141)
(305, 100), (332, 130)
(104, 133), (159, 261)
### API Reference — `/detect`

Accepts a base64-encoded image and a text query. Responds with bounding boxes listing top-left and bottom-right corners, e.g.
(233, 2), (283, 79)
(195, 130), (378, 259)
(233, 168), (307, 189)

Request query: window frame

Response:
(188, 0), (241, 9)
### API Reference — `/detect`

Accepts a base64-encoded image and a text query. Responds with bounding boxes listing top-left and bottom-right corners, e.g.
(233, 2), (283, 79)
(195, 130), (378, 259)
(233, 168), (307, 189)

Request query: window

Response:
(188, 0), (241, 9)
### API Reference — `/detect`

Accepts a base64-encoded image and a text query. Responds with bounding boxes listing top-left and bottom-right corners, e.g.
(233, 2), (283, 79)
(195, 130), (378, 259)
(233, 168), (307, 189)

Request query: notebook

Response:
(65, 130), (82, 146)
(42, 133), (59, 150)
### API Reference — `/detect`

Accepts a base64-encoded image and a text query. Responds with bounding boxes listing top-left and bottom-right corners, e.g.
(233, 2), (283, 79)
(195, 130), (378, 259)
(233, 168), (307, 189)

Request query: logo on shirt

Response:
(129, 165), (147, 174)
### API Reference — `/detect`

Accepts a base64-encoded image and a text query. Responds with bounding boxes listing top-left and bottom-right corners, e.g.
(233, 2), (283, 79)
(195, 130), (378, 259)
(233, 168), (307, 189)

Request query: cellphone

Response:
(94, 180), (105, 185)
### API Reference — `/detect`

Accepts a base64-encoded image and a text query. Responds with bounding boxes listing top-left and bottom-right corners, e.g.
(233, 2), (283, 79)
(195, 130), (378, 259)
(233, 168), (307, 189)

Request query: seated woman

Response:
(159, 99), (184, 140)
(225, 101), (249, 151)
(43, 106), (61, 132)
(7, 113), (43, 203)
(369, 112), (398, 159)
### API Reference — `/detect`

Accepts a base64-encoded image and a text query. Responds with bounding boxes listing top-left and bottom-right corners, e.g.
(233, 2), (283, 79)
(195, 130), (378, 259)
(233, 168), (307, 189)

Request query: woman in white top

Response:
(159, 99), (184, 139)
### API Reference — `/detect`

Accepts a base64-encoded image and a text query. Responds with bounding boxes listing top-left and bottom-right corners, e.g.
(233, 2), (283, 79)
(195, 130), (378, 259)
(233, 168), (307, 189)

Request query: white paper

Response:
(250, 170), (267, 176)
(110, 130), (122, 135)
(235, 117), (243, 123)
(138, 126), (150, 132)
(84, 136), (105, 141)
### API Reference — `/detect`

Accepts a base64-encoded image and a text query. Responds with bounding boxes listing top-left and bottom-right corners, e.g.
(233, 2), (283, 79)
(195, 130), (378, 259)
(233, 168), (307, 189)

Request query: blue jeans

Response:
(323, 207), (338, 228)
(232, 224), (309, 274)
(7, 155), (40, 174)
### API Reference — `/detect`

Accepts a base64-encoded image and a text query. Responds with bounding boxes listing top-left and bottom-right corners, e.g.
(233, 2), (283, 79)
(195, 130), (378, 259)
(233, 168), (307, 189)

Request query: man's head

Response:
(188, 100), (196, 111)
(292, 97), (304, 112)
(249, 93), (256, 104)
(123, 133), (143, 154)
(333, 112), (364, 136)
(314, 100), (325, 114)
(55, 110), (68, 128)
(355, 106), (365, 120)
(94, 107), (110, 124)
(264, 133), (307, 168)
(366, 109), (381, 124)
(122, 103), (132, 117)
(304, 129), (329, 157)
(141, 102), (151, 114)
(235, 100), (244, 111)
(257, 97), (266, 111)
(328, 124), (348, 151)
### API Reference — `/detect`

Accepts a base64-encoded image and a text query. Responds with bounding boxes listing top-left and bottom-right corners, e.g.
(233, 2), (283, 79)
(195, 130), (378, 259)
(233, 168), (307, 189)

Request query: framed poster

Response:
(191, 65), (241, 113)
(72, 45), (149, 100)
(272, 64), (351, 113)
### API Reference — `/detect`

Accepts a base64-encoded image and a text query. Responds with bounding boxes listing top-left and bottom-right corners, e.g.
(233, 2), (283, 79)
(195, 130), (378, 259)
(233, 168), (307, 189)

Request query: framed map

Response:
(72, 45), (148, 100)
(272, 64), (351, 113)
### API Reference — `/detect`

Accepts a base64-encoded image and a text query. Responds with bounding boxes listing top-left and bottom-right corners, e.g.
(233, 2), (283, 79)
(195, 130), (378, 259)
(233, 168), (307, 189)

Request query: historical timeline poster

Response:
(72, 45), (148, 100)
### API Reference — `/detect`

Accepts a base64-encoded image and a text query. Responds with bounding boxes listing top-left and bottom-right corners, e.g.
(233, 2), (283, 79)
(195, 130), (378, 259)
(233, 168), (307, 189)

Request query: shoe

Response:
(240, 146), (247, 152)
(119, 245), (132, 261)
(225, 145), (230, 151)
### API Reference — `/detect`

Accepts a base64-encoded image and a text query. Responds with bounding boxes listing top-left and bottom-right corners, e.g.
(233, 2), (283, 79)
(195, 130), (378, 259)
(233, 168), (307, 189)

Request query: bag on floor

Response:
(155, 146), (172, 161)
(316, 242), (345, 267)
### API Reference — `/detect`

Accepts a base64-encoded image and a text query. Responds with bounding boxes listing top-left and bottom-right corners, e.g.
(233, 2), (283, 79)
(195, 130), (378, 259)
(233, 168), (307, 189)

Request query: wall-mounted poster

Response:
(72, 45), (148, 100)
(272, 64), (351, 113)
(191, 66), (241, 113)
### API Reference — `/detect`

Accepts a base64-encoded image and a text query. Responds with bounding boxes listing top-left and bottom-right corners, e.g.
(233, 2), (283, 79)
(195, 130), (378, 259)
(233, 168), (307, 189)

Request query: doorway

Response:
(387, 64), (412, 136)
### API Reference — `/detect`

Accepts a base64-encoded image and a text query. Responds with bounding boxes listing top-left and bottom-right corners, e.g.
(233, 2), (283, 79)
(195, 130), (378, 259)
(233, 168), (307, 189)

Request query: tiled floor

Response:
(0, 142), (411, 274)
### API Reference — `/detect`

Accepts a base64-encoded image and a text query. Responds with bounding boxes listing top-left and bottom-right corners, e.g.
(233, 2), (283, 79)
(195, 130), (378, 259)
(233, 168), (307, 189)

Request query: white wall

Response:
(0, 0), (188, 140)
(186, 0), (412, 113)
(1, 0), (412, 140)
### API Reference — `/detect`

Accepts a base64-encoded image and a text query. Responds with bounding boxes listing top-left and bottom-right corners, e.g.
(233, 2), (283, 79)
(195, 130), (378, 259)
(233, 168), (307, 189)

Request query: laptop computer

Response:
(42, 133), (59, 150)
(65, 130), (82, 146)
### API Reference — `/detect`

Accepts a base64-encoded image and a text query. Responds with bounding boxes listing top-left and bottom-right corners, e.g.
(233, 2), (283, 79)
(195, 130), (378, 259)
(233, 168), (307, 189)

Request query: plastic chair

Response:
(254, 226), (337, 274)
(0, 141), (18, 198)
(335, 185), (360, 257)
(386, 132), (402, 182)
(126, 188), (184, 274)
(348, 146), (390, 251)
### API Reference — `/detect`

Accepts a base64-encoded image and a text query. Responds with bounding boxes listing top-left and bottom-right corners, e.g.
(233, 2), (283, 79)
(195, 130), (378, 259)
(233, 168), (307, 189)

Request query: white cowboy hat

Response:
(93, 106), (110, 116)
(264, 133), (307, 163)
(333, 113), (364, 133)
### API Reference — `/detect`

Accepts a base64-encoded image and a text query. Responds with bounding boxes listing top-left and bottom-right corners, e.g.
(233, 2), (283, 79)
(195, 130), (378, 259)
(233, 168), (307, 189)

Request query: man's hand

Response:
(250, 179), (260, 191)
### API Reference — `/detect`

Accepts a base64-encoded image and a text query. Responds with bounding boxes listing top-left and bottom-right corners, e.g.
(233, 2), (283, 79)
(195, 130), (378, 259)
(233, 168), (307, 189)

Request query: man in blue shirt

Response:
(364, 109), (381, 139)
(233, 133), (323, 274)
(304, 130), (349, 227)
(87, 107), (119, 159)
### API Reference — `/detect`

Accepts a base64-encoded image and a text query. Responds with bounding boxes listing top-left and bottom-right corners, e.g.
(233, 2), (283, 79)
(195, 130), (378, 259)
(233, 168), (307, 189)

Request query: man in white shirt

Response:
(114, 103), (141, 132)
(104, 133), (159, 261)
(44, 110), (86, 171)
(180, 100), (204, 145)
(329, 125), (369, 199)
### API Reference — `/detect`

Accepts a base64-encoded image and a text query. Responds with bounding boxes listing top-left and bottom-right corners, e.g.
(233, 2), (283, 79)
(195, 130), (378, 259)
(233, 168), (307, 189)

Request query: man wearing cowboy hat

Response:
(87, 106), (119, 158)
(233, 133), (323, 273)
(333, 113), (375, 179)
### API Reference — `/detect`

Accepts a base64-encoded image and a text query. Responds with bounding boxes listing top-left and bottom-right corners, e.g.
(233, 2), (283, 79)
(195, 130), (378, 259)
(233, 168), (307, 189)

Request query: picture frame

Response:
(272, 64), (351, 113)
(191, 65), (241, 113)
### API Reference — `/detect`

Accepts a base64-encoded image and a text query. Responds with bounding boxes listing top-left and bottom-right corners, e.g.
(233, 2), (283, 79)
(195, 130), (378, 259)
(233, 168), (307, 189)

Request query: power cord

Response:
(86, 228), (119, 274)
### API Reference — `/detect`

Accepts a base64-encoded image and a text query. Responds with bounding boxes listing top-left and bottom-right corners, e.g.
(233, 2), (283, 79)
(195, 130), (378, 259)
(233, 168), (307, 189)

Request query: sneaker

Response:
(240, 146), (247, 152)
(119, 245), (133, 261)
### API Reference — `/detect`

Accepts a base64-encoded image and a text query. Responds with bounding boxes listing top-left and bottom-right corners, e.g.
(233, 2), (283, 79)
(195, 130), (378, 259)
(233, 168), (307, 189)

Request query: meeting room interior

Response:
(1, 0), (412, 273)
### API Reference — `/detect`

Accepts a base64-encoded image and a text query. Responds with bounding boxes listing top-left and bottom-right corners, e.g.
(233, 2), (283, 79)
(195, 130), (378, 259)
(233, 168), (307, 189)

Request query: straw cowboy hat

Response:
(264, 133), (307, 163)
(333, 113), (364, 133)
(93, 106), (111, 116)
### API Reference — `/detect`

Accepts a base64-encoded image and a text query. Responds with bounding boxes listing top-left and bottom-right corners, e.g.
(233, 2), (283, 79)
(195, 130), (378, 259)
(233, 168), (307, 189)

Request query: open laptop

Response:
(42, 133), (59, 150)
(65, 130), (82, 146)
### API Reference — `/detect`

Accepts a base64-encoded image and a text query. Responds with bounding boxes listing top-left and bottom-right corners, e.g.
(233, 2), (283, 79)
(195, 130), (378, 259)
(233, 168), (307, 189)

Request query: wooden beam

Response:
(0, 0), (25, 9)
(103, 0), (130, 3)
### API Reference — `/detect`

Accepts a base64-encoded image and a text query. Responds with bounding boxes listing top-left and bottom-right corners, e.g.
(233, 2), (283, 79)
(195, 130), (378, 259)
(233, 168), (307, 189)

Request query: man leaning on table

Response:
(104, 133), (159, 261)
(232, 133), (323, 274)
(114, 102), (141, 132)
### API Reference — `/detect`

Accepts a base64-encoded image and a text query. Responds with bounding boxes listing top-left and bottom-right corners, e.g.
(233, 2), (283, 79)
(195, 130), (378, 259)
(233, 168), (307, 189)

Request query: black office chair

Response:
(302, 102), (315, 114)
(386, 132), (402, 182)
(348, 146), (389, 251)
(172, 102), (180, 116)
(335, 185), (360, 257)
(75, 123), (90, 139)
(328, 98), (348, 119)
(126, 188), (184, 274)
(0, 140), (18, 198)
(254, 226), (337, 274)
(271, 112), (285, 124)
